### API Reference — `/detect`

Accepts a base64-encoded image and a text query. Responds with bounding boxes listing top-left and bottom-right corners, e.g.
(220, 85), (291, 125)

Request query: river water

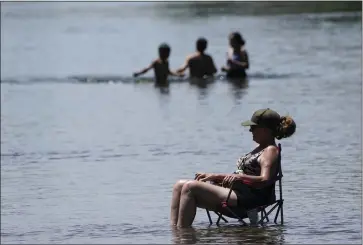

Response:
(1, 2), (362, 244)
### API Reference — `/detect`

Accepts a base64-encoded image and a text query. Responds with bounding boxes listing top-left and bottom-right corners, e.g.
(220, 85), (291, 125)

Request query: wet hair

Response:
(196, 37), (208, 53)
(229, 32), (245, 46)
(158, 43), (171, 55)
(274, 116), (296, 140)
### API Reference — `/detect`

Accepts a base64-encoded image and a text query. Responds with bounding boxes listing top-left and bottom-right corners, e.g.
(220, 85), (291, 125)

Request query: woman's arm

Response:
(195, 173), (229, 182)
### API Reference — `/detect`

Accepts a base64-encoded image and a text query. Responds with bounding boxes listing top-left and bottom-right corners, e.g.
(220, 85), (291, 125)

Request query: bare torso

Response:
(188, 53), (217, 78)
(153, 59), (170, 85)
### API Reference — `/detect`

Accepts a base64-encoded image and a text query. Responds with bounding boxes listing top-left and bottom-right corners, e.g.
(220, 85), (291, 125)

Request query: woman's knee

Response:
(173, 179), (189, 193)
(181, 180), (200, 195)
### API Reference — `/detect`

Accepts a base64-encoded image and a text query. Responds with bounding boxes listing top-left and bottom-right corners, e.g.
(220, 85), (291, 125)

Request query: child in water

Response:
(133, 43), (183, 86)
(221, 32), (249, 79)
(176, 37), (217, 79)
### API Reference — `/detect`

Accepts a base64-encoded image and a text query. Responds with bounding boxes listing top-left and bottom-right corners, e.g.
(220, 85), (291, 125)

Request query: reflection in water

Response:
(227, 78), (249, 102)
(189, 77), (216, 100)
(155, 84), (170, 95)
(172, 226), (198, 244)
(171, 225), (285, 244)
(189, 77), (214, 88)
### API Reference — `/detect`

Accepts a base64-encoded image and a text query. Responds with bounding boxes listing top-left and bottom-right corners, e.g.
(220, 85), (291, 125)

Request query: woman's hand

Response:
(222, 174), (241, 187)
(195, 173), (217, 182)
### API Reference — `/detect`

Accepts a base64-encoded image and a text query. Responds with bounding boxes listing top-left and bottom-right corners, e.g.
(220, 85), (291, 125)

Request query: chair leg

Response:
(206, 209), (229, 225)
(216, 212), (231, 226)
(216, 212), (222, 226)
(206, 210), (212, 225)
(263, 209), (269, 222)
(259, 202), (279, 225)
(214, 211), (228, 223)
(280, 202), (284, 224)
(258, 208), (269, 224)
(274, 202), (281, 224)
(224, 206), (247, 225)
(216, 206), (247, 226)
(212, 203), (283, 227)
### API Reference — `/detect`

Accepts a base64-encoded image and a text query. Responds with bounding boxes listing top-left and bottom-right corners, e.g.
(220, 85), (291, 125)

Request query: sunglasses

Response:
(249, 125), (263, 132)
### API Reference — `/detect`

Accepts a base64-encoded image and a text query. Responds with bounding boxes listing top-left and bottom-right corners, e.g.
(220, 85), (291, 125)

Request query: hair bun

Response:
(275, 116), (296, 139)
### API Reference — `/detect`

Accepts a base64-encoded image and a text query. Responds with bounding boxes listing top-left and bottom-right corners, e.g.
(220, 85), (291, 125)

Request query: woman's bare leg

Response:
(170, 179), (189, 226)
(177, 180), (239, 228)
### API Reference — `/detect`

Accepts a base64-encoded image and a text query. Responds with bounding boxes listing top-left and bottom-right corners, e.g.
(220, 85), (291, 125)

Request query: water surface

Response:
(1, 2), (362, 244)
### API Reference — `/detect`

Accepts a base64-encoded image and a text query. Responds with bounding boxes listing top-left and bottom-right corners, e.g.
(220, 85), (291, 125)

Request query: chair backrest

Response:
(277, 143), (283, 201)
(265, 143), (283, 203)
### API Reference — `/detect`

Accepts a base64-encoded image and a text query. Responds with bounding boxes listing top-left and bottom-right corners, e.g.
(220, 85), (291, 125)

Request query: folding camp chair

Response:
(204, 143), (284, 226)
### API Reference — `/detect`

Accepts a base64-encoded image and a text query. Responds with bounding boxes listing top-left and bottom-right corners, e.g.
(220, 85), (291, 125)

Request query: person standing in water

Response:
(176, 37), (218, 79)
(133, 43), (183, 87)
(221, 32), (249, 79)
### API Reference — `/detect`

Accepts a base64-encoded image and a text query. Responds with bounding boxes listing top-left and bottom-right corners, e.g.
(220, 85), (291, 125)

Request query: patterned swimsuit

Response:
(232, 149), (275, 209)
(235, 150), (264, 176)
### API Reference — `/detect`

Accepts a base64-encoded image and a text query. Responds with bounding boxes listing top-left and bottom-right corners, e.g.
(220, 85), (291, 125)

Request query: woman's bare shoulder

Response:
(260, 145), (279, 162)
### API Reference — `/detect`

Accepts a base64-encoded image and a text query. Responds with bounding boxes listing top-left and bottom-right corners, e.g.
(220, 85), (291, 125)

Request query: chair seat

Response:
(217, 197), (281, 220)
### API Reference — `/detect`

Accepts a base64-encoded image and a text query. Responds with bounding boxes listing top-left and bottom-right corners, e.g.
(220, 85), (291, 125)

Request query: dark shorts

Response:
(232, 181), (272, 210)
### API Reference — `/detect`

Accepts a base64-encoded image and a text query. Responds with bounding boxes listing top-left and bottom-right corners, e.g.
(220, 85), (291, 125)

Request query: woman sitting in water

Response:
(170, 108), (296, 228)
(221, 32), (249, 79)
